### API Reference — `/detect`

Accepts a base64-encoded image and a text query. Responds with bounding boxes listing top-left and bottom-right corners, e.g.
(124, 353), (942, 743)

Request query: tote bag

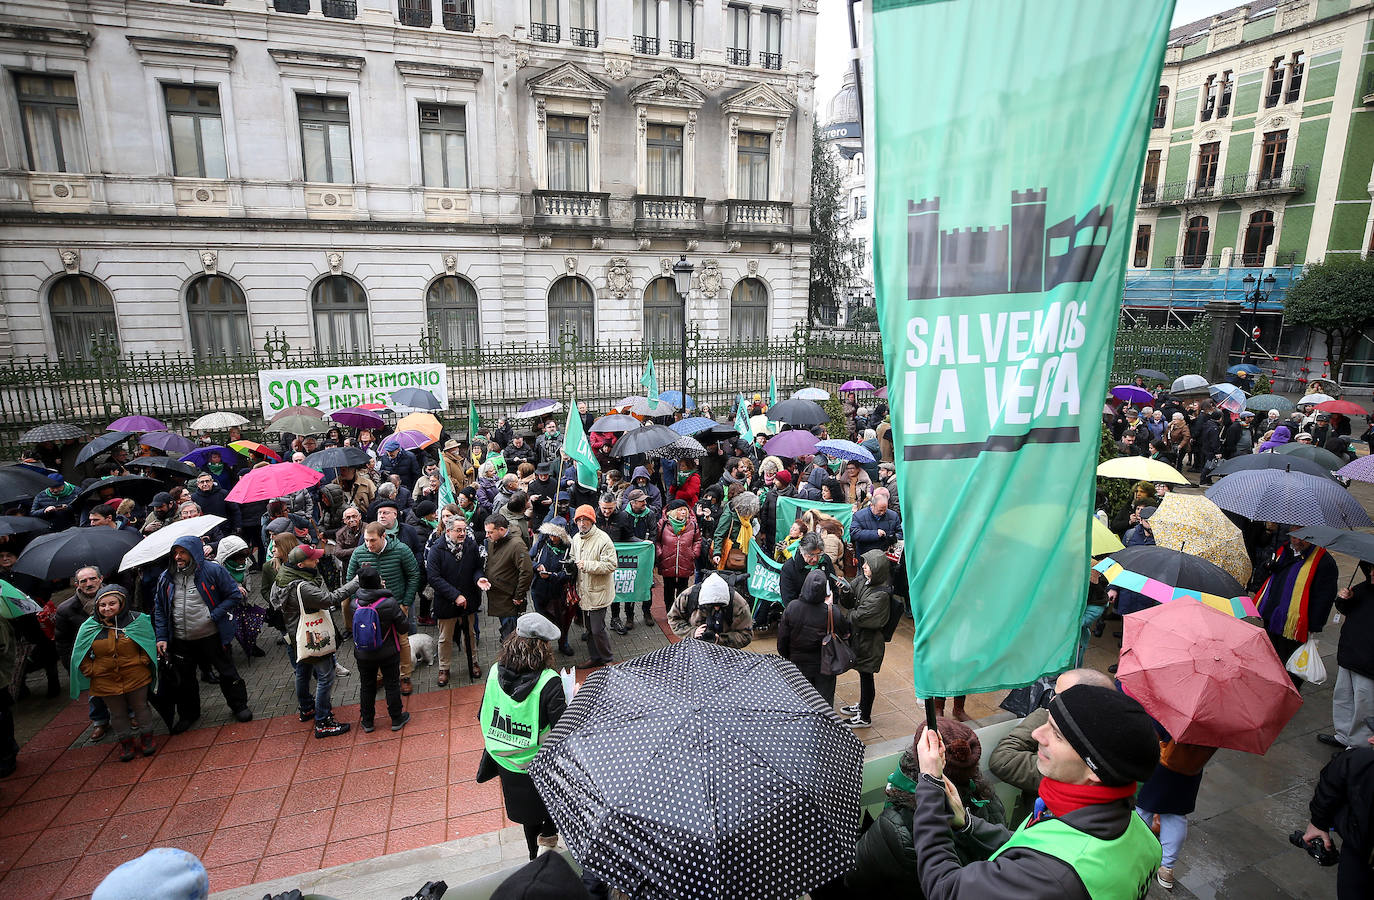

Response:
(294, 584), (338, 662)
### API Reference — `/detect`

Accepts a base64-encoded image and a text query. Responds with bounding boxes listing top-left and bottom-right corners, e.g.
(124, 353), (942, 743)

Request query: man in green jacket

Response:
(348, 522), (420, 693)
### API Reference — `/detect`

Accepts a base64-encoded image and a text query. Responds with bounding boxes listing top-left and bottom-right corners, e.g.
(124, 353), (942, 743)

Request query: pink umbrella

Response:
(839, 380), (875, 391)
(874, 385), (888, 399)
(1118, 599), (1302, 754)
(225, 462), (322, 504)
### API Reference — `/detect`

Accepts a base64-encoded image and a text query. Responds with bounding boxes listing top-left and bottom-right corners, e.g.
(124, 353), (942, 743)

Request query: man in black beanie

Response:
(910, 684), (1163, 899)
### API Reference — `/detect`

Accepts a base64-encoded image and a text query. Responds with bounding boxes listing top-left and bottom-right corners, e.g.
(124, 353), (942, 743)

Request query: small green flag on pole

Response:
(438, 448), (456, 507)
(563, 393), (599, 491)
(734, 394), (753, 442)
(467, 399), (480, 442)
(641, 354), (659, 411)
(769, 374), (778, 407)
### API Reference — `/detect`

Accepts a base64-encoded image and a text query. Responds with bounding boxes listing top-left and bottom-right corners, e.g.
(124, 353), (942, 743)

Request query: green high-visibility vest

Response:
(989, 812), (1160, 900)
(479, 667), (559, 773)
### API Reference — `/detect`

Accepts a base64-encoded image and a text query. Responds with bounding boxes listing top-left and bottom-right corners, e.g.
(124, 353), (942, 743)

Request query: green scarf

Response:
(668, 515), (687, 535)
(225, 558), (248, 585)
(627, 505), (652, 522)
(207, 462), (224, 475)
(676, 469), (691, 486)
(68, 612), (158, 699)
(461, 505), (475, 521)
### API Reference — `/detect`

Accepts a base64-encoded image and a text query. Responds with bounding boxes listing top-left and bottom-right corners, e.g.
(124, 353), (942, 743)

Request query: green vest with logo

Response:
(989, 812), (1160, 900)
(480, 667), (559, 774)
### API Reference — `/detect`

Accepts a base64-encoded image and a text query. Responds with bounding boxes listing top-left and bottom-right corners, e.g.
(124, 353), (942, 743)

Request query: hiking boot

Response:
(391, 712), (411, 732)
(137, 733), (157, 757)
(315, 718), (351, 739)
(843, 715), (872, 729)
(1156, 866), (1174, 891)
(90, 724), (108, 741)
(623, 615), (636, 632)
(299, 707), (317, 723)
(118, 737), (138, 762)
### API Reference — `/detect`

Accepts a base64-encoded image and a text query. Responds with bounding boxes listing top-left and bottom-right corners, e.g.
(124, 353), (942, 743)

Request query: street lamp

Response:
(1241, 272), (1277, 362)
(672, 255), (694, 400)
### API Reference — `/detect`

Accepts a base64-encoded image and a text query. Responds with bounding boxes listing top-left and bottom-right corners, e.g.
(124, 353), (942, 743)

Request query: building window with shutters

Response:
(297, 95), (353, 183)
(1242, 211), (1275, 266)
(730, 278), (768, 340)
(546, 116), (589, 192)
(1133, 225), (1151, 268)
(1259, 130), (1287, 186)
(643, 277), (682, 346)
(165, 84), (227, 178)
(49, 274), (118, 359)
(311, 275), (370, 352)
(530, 0), (558, 42)
(1200, 75), (1216, 122)
(1265, 56), (1287, 108)
(1141, 149), (1160, 203)
(1182, 216), (1209, 268)
(548, 276), (595, 345)
(14, 74), (88, 173)
(569, 0), (597, 46)
(1194, 142), (1219, 197)
(419, 104), (468, 188)
(1285, 52), (1305, 103)
(186, 275), (251, 356)
(736, 132), (770, 201)
(645, 124), (684, 195)
(426, 275), (480, 350)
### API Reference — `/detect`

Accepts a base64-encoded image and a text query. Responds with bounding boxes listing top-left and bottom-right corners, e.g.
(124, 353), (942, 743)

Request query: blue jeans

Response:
(290, 647), (336, 723)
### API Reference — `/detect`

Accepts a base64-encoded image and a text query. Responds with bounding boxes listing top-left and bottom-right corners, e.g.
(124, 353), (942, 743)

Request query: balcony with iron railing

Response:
(633, 35), (659, 54)
(760, 51), (782, 70)
(398, 0), (432, 27)
(1152, 114), (1166, 128)
(1161, 250), (1298, 269)
(635, 195), (704, 226)
(727, 47), (750, 66)
(321, 0), (355, 18)
(1363, 71), (1374, 105)
(724, 199), (792, 233)
(530, 22), (559, 42)
(274, 0), (309, 10)
(1138, 165), (1307, 207)
(668, 39), (694, 59)
(533, 190), (609, 221)
(443, 10), (475, 31)
(570, 27), (598, 47)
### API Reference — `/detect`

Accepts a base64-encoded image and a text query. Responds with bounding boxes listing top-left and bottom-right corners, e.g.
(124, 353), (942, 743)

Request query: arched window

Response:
(49, 274), (117, 359)
(548, 276), (595, 346)
(186, 275), (251, 356)
(1242, 211), (1275, 266)
(729, 278), (768, 340)
(426, 275), (480, 350)
(642, 276), (682, 346)
(1182, 216), (1210, 268)
(311, 275), (370, 352)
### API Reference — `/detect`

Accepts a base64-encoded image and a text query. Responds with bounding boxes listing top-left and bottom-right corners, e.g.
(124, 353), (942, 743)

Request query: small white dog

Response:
(409, 632), (437, 668)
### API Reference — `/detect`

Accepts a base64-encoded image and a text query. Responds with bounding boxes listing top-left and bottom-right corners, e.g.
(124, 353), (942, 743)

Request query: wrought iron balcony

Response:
(1163, 251), (1297, 269)
(399, 0), (432, 27)
(668, 39), (694, 59)
(760, 51), (782, 70)
(570, 27), (598, 47)
(633, 35), (659, 54)
(635, 195), (704, 224)
(442, 11), (474, 31)
(321, 0), (356, 19)
(530, 22), (559, 42)
(1138, 165), (1307, 207)
(727, 47), (750, 66)
(534, 190), (608, 220)
(724, 199), (792, 232)
(1363, 71), (1374, 105)
(274, 0), (309, 10)
(1152, 114), (1166, 128)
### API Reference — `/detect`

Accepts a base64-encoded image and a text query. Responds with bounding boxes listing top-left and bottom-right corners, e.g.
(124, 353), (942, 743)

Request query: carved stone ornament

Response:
(591, 236), (605, 250)
(606, 257), (632, 298)
(702, 68), (724, 91)
(604, 57), (631, 80)
(514, 50), (530, 68)
(59, 249), (79, 273)
(443, 254), (458, 274)
(638, 237), (652, 251)
(725, 240), (741, 253)
(539, 234), (552, 249)
(685, 239), (699, 252)
(200, 250), (218, 273)
(590, 101), (601, 133)
(771, 242), (786, 255)
(659, 257), (673, 276)
(686, 110), (697, 138)
(699, 259), (722, 299)
(637, 107), (648, 138)
(564, 256), (578, 275)
(535, 97), (546, 126)
(662, 67), (682, 94)
(729, 115), (739, 141)
(327, 251), (343, 274)
(1203, 129), (1217, 140)
(747, 259), (760, 276)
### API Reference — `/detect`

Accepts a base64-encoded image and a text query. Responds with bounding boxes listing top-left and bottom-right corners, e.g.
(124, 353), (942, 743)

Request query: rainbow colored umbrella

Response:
(1094, 548), (1258, 619)
(229, 440), (281, 462)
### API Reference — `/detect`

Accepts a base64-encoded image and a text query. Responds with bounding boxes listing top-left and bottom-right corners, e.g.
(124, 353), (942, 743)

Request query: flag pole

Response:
(924, 698), (938, 732)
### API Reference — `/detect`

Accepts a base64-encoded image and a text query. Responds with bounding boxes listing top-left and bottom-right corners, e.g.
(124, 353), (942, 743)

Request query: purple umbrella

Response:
(517, 398), (563, 418)
(874, 385), (888, 399)
(1337, 456), (1374, 485)
(763, 429), (819, 458)
(839, 380), (875, 391)
(1110, 385), (1153, 405)
(181, 446), (239, 469)
(137, 431), (196, 457)
(384, 429), (434, 451)
(330, 407), (386, 429)
(107, 415), (167, 433)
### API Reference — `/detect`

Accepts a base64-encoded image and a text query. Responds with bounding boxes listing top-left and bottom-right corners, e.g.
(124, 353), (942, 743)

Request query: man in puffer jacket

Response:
(271, 545), (359, 738)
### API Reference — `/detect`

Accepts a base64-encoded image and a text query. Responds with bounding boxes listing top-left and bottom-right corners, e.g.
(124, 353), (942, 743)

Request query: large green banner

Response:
(746, 540), (783, 611)
(873, 0), (1173, 695)
(612, 541), (655, 605)
(774, 496), (854, 541)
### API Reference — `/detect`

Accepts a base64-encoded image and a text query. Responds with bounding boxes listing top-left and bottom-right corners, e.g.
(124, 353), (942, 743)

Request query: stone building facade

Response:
(0, 0), (818, 360)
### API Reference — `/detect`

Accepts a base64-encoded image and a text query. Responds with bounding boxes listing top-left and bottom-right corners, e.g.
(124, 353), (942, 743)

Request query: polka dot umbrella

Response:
(528, 639), (864, 900)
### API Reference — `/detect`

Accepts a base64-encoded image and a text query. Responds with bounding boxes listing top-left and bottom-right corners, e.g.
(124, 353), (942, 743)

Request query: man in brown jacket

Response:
(570, 504), (618, 668)
(478, 513), (533, 643)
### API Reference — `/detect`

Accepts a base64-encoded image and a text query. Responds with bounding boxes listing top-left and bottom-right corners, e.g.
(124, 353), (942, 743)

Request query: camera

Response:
(1288, 830), (1339, 866)
(700, 608), (726, 640)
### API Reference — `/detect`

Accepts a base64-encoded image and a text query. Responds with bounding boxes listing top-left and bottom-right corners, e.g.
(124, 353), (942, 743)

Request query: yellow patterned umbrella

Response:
(1149, 493), (1252, 586)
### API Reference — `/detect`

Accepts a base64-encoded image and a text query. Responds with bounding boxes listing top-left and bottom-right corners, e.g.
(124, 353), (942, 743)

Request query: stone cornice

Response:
(394, 60), (483, 82)
(127, 35), (236, 65)
(0, 22), (93, 48)
(268, 48), (365, 72)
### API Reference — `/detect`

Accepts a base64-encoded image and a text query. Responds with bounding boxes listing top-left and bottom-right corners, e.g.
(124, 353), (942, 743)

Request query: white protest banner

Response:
(258, 363), (448, 419)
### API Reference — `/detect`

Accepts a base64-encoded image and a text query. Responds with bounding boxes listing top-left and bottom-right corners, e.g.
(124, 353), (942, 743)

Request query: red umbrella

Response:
(225, 462), (322, 504)
(1118, 599), (1301, 754)
(1315, 399), (1367, 417)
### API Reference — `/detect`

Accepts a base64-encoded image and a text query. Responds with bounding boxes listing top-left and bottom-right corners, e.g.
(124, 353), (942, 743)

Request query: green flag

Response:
(734, 394), (753, 442)
(437, 448), (456, 508)
(612, 541), (656, 605)
(563, 392), (598, 491)
(641, 354), (659, 405)
(769, 374), (778, 407)
(468, 398), (480, 442)
(873, 0), (1172, 696)
(774, 496), (854, 541)
(745, 539), (783, 617)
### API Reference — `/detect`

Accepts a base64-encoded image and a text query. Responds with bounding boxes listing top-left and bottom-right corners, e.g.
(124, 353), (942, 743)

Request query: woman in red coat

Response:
(654, 500), (702, 610)
(669, 458), (701, 507)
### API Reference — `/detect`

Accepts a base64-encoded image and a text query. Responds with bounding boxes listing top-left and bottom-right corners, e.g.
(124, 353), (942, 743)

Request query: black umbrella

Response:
(590, 414), (641, 433)
(19, 423), (85, 443)
(1205, 469), (1373, 528)
(1133, 368), (1169, 381)
(1107, 545), (1246, 599)
(0, 466), (57, 507)
(649, 435), (706, 459)
(304, 445), (371, 471)
(1290, 526), (1374, 563)
(76, 431), (130, 467)
(74, 475), (164, 507)
(14, 527), (140, 581)
(0, 516), (51, 539)
(610, 424), (680, 458)
(1213, 454), (1338, 482)
(765, 398), (828, 428)
(1275, 442), (1345, 472)
(528, 640), (863, 900)
(126, 457), (198, 479)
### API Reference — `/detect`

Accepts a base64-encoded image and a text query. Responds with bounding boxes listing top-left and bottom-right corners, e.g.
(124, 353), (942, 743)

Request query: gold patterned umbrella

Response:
(1150, 493), (1252, 586)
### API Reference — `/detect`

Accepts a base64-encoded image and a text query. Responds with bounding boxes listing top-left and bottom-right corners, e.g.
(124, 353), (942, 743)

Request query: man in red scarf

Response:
(910, 684), (1162, 899)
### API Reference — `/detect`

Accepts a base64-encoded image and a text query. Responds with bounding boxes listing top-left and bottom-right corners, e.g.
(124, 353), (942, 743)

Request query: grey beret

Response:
(516, 612), (561, 642)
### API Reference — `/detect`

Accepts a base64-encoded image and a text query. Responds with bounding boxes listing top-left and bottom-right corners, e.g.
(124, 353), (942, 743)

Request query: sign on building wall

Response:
(257, 363), (448, 418)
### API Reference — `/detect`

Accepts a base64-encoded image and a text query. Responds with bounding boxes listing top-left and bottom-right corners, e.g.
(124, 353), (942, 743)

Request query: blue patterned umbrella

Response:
(1337, 455), (1374, 485)
(658, 390), (697, 409)
(814, 439), (875, 464)
(1204, 469), (1372, 528)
